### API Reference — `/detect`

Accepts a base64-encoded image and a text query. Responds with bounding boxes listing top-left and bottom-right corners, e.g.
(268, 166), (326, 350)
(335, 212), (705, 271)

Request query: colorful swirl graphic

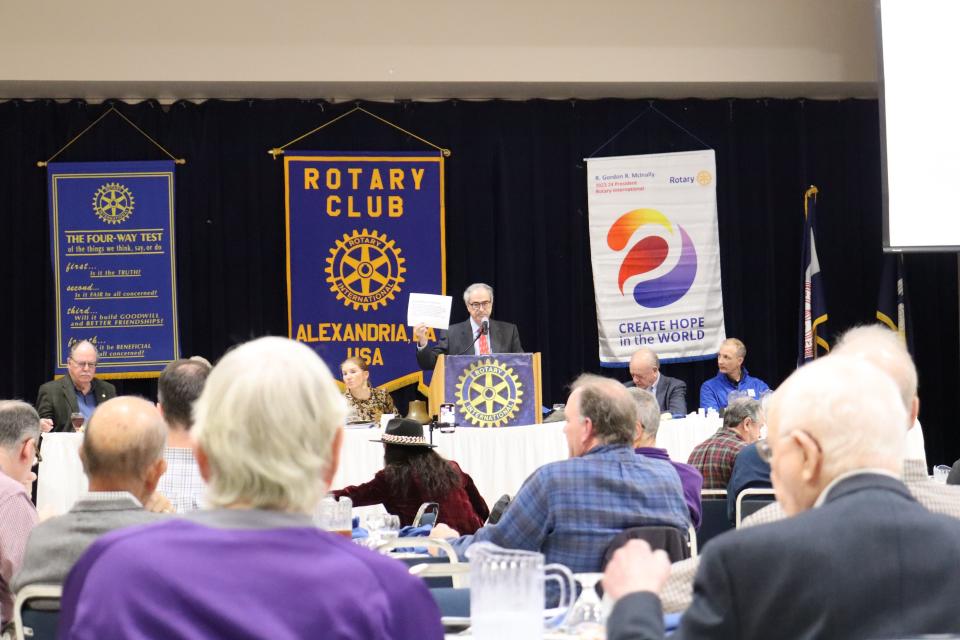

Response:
(606, 208), (698, 308)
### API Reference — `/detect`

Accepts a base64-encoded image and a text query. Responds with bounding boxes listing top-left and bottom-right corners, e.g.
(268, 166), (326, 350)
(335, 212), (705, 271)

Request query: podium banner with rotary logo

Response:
(441, 354), (540, 427)
(586, 150), (725, 365)
(47, 161), (180, 378)
(285, 151), (444, 390)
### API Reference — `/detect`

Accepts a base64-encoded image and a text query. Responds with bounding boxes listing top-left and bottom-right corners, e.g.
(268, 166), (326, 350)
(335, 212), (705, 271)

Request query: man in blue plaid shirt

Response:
(435, 374), (690, 574)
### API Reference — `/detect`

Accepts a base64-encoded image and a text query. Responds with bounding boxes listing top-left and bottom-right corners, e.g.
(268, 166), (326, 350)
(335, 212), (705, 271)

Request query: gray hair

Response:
(69, 340), (99, 360)
(0, 401), (40, 452)
(722, 338), (746, 359)
(82, 397), (167, 481)
(833, 324), (916, 413)
(628, 387), (661, 439)
(463, 283), (494, 304)
(723, 396), (762, 430)
(769, 354), (906, 478)
(192, 336), (346, 514)
(571, 374), (636, 446)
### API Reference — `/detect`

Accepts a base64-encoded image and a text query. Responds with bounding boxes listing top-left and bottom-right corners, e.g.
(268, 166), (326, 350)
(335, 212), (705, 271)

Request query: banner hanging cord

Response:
(37, 106), (186, 167)
(587, 103), (712, 159)
(268, 106), (451, 159)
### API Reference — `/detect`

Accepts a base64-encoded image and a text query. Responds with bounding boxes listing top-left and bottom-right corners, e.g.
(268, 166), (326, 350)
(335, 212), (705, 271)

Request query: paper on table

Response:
(407, 293), (452, 329)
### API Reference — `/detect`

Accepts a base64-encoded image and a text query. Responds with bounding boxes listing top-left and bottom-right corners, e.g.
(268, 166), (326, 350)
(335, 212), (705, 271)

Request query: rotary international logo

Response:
(325, 228), (406, 311)
(696, 170), (713, 186)
(606, 208), (698, 308)
(92, 182), (135, 224)
(455, 358), (524, 427)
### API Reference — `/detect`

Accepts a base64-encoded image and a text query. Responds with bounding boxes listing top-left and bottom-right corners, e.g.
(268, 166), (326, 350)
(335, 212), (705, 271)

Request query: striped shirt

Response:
(157, 447), (206, 514)
(0, 472), (39, 623)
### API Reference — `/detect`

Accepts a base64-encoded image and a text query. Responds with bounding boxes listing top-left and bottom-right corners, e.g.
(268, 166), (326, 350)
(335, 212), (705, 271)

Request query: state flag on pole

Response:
(876, 253), (912, 351)
(800, 185), (829, 364)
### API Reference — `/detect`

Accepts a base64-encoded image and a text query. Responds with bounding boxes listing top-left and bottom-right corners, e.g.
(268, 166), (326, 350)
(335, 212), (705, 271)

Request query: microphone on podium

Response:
(481, 318), (489, 335)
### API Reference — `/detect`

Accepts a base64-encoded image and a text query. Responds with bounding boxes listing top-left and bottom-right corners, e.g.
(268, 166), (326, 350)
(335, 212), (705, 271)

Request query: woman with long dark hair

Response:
(333, 418), (489, 534)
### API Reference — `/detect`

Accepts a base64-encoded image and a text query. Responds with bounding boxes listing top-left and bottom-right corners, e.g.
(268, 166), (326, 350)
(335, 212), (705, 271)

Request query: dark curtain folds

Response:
(1, 98), (955, 465)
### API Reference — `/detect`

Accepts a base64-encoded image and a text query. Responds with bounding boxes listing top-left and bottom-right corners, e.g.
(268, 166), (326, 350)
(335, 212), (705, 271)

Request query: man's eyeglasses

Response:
(69, 359), (97, 369)
(756, 430), (822, 464)
(468, 301), (492, 310)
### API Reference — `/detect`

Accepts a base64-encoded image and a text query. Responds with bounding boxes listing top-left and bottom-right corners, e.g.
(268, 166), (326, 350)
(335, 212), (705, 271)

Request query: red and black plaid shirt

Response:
(687, 428), (747, 490)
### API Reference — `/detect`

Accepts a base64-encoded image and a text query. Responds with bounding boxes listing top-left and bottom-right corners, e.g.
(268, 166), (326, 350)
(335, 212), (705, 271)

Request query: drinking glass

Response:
(379, 514), (401, 543)
(934, 464), (951, 484)
(315, 496), (353, 538)
(564, 573), (605, 638)
(70, 412), (85, 432)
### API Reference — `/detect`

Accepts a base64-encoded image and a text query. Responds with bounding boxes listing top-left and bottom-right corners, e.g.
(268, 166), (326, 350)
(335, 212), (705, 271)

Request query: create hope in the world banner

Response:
(285, 151), (445, 390)
(48, 160), (180, 378)
(586, 150), (725, 365)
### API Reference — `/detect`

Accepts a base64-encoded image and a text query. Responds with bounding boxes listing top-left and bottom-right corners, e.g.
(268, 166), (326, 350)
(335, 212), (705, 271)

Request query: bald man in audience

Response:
(658, 324), (960, 614)
(625, 348), (687, 416)
(604, 354), (960, 639)
(12, 397), (169, 593)
(0, 401), (40, 623)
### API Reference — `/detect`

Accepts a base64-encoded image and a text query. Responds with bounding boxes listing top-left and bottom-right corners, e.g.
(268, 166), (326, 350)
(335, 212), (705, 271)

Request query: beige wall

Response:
(0, 0), (878, 100)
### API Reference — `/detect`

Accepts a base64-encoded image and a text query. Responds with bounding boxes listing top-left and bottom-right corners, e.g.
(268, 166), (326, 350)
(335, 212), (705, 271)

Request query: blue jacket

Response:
(699, 367), (770, 411)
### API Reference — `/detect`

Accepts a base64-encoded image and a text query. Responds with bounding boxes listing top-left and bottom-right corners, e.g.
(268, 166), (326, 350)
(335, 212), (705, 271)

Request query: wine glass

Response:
(70, 412), (85, 432)
(564, 573), (605, 638)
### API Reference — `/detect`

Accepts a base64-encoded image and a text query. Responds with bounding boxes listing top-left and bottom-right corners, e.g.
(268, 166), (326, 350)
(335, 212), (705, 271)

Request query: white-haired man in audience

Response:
(13, 397), (169, 592)
(604, 353), (960, 638)
(629, 388), (703, 528)
(0, 401), (40, 624)
(156, 358), (212, 513)
(57, 337), (443, 639)
(658, 323), (960, 613)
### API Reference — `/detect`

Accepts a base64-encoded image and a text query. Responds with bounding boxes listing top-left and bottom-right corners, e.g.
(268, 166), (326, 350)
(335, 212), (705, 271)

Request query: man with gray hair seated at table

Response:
(57, 337), (443, 639)
(603, 353), (960, 639)
(687, 396), (763, 490)
(13, 396), (170, 592)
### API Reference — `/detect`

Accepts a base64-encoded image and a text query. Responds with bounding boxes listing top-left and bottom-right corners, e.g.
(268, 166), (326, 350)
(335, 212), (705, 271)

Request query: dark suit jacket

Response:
(607, 473), (960, 640)
(36, 376), (117, 432)
(624, 374), (688, 416)
(416, 319), (523, 370)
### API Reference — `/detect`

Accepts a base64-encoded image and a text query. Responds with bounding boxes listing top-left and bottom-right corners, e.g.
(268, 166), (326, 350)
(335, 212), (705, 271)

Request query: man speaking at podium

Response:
(414, 283), (523, 370)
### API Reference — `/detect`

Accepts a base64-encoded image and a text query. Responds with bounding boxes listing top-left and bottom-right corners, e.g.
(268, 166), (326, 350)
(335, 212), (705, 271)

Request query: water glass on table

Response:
(316, 496), (353, 538)
(933, 464), (952, 484)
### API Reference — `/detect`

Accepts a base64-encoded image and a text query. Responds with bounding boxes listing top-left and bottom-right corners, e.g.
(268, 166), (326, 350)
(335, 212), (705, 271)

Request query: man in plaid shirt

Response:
(157, 358), (211, 513)
(434, 374), (690, 575)
(687, 397), (763, 489)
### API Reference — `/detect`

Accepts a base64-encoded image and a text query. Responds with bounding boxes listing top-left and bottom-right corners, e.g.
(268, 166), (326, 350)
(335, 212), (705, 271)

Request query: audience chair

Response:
(428, 587), (470, 619)
(601, 526), (691, 570)
(487, 494), (511, 524)
(379, 537), (461, 587)
(13, 584), (61, 640)
(409, 560), (470, 589)
(698, 489), (733, 549)
(735, 488), (777, 528)
(687, 525), (699, 559)
(413, 502), (439, 527)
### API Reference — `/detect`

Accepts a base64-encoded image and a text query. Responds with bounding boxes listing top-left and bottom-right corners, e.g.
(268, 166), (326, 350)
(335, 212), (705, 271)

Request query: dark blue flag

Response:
(800, 186), (829, 364)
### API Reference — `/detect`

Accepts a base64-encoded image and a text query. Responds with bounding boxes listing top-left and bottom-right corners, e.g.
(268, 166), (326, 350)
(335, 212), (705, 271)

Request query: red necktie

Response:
(478, 329), (490, 355)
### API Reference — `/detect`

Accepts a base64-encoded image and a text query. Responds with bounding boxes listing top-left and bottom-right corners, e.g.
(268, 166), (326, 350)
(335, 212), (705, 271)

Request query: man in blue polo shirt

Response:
(699, 338), (770, 411)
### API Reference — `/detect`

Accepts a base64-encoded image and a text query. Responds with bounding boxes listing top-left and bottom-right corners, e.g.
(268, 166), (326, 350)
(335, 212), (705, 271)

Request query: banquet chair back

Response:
(429, 587), (470, 618)
(13, 584), (61, 640)
(413, 502), (439, 527)
(698, 489), (733, 549)
(735, 488), (777, 528)
(601, 526), (691, 570)
(487, 494), (511, 524)
(409, 561), (470, 589)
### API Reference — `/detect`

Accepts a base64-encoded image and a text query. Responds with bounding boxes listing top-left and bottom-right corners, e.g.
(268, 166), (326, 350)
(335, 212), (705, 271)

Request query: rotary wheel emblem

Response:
(455, 358), (524, 427)
(92, 182), (135, 224)
(325, 228), (406, 311)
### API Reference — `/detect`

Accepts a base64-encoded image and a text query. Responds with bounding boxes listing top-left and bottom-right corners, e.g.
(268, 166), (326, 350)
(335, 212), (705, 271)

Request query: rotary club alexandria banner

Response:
(586, 150), (725, 365)
(48, 161), (180, 378)
(285, 151), (444, 390)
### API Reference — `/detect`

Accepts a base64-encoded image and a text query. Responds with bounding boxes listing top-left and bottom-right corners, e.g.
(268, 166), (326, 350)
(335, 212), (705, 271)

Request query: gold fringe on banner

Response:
(55, 371), (161, 381)
(37, 106), (186, 167)
(268, 106), (451, 159)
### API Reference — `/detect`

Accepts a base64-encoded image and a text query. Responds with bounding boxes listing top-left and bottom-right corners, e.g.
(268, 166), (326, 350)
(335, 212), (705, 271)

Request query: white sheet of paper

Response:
(407, 293), (452, 329)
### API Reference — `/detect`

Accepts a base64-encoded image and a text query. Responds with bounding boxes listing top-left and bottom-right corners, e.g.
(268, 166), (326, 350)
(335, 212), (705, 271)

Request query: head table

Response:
(37, 416), (724, 515)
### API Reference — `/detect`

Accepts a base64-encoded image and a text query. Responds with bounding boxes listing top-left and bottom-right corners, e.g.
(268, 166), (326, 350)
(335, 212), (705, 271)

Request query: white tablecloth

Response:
(37, 418), (721, 514)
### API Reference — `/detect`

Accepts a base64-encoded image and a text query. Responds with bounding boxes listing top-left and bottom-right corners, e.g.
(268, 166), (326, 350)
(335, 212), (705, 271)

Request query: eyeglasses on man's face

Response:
(468, 301), (492, 310)
(69, 358), (97, 369)
(756, 429), (822, 464)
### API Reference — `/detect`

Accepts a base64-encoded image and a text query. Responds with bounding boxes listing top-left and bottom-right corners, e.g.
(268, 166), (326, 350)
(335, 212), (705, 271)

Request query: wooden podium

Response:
(428, 353), (542, 427)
